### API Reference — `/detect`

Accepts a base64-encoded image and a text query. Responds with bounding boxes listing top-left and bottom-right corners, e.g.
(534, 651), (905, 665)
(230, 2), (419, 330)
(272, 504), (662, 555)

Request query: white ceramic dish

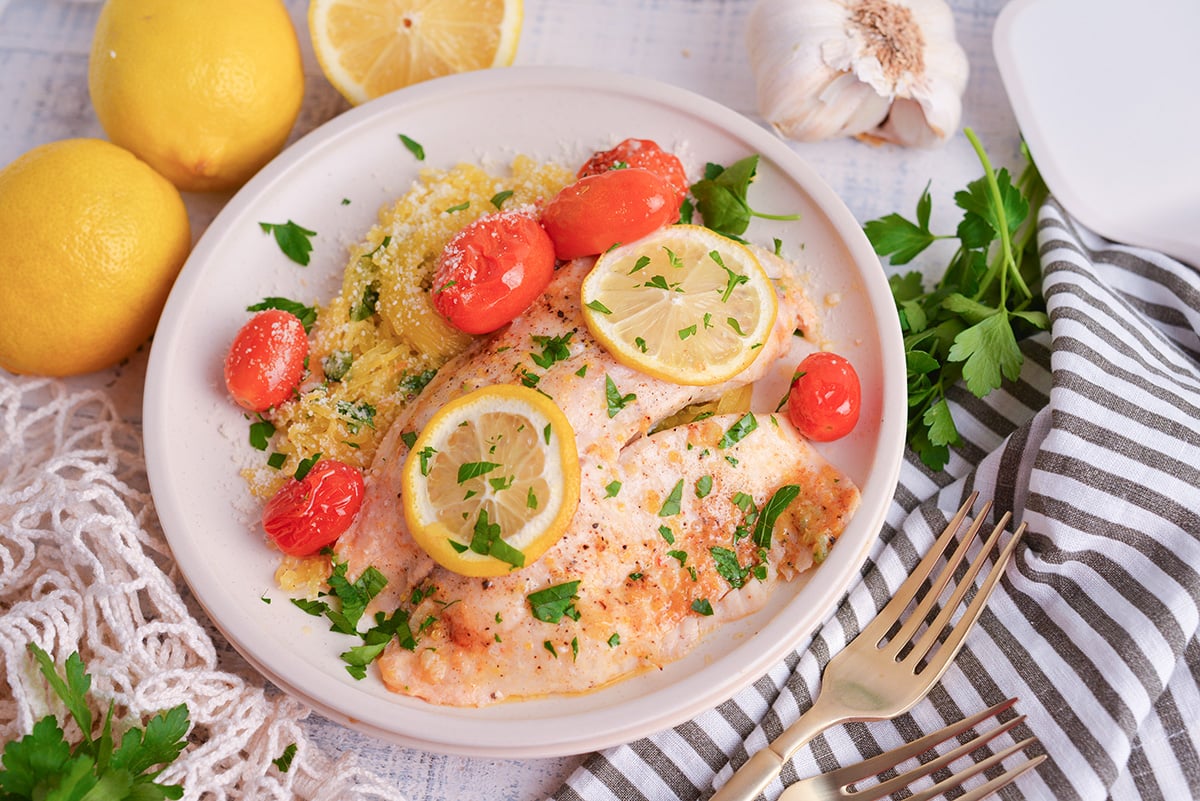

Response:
(143, 66), (905, 758)
(994, 0), (1200, 267)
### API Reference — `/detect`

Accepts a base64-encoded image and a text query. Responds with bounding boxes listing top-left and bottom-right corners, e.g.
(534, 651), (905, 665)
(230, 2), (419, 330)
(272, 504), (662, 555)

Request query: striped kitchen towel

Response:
(551, 199), (1200, 801)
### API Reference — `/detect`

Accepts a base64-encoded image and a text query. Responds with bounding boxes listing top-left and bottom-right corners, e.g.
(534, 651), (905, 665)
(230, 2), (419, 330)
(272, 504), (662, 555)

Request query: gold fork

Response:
(779, 698), (1045, 801)
(711, 492), (1027, 801)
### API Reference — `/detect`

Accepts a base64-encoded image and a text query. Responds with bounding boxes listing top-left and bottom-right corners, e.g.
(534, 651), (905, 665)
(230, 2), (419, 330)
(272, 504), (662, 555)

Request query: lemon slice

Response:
(401, 384), (580, 577)
(308, 0), (523, 105)
(581, 224), (779, 385)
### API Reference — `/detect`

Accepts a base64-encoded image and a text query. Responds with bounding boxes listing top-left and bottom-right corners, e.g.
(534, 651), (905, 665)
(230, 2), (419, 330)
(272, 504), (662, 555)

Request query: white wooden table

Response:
(0, 1), (1021, 797)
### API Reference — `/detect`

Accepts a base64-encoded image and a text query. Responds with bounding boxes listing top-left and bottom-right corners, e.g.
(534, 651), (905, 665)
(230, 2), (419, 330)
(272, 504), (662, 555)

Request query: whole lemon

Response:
(0, 139), (191, 377)
(88, 0), (304, 193)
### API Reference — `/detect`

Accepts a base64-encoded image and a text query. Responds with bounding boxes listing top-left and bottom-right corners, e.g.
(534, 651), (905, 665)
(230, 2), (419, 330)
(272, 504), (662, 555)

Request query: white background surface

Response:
(0, 0), (1021, 798)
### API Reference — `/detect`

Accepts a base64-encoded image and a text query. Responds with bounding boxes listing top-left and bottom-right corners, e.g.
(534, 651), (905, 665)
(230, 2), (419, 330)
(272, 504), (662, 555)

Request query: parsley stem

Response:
(964, 127), (1032, 301)
(749, 210), (801, 222)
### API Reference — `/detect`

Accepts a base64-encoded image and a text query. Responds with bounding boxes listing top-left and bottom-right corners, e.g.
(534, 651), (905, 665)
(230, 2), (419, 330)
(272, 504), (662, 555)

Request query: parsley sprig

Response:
(0, 645), (190, 800)
(864, 129), (1049, 470)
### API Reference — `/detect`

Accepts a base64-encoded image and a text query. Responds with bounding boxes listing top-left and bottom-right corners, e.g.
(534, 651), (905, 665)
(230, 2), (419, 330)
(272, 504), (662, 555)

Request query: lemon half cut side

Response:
(581, 224), (779, 386)
(309, 0), (524, 105)
(401, 384), (580, 577)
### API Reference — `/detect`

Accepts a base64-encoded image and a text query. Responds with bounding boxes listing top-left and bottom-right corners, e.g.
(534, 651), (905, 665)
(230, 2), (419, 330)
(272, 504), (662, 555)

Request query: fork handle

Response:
(709, 697), (848, 801)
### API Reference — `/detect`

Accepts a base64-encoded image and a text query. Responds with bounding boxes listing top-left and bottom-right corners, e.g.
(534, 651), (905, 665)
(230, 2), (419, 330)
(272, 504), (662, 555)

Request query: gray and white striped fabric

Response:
(550, 199), (1200, 801)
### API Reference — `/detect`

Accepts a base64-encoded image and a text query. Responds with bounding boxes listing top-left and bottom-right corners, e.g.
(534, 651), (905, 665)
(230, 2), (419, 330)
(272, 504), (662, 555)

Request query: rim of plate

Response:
(144, 65), (905, 758)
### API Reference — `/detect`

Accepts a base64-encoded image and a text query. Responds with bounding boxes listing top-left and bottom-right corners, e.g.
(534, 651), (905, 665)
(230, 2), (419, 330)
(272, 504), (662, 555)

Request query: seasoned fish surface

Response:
(378, 413), (859, 705)
(334, 255), (860, 705)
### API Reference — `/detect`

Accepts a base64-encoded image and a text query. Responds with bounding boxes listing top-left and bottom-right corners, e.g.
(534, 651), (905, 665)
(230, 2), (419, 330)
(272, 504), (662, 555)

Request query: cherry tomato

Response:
(431, 211), (556, 334)
(786, 352), (862, 442)
(578, 138), (689, 208)
(262, 459), (365, 556)
(224, 309), (308, 412)
(540, 168), (682, 260)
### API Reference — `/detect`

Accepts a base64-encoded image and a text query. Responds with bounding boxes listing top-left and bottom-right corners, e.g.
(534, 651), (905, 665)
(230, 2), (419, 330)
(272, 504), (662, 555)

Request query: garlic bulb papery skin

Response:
(746, 0), (969, 147)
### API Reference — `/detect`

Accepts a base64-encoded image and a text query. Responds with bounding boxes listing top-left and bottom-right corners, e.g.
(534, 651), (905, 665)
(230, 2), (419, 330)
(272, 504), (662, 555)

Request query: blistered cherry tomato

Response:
(578, 138), (689, 208)
(787, 352), (861, 442)
(262, 459), (365, 556)
(431, 211), (556, 334)
(223, 309), (308, 412)
(540, 168), (682, 260)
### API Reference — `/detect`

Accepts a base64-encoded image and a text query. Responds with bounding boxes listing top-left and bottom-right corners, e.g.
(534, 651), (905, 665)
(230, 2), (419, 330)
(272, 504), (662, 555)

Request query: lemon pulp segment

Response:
(581, 225), (778, 386)
(401, 384), (580, 577)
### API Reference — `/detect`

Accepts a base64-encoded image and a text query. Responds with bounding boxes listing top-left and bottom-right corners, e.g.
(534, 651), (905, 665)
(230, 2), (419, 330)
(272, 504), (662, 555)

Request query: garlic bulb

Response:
(745, 0), (969, 147)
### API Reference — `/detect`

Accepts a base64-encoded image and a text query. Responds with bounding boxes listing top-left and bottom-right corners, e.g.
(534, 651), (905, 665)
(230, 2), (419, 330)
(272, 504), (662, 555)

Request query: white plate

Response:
(144, 66), (905, 758)
(994, 0), (1200, 267)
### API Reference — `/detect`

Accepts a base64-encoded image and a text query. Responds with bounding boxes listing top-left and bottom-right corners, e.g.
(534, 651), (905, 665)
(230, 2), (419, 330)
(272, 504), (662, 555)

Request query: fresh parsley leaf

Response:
(710, 546), (751, 589)
(7, 646), (190, 801)
(691, 598), (714, 616)
(864, 128), (1048, 471)
(689, 155), (799, 238)
(247, 297), (318, 333)
(259, 220), (317, 266)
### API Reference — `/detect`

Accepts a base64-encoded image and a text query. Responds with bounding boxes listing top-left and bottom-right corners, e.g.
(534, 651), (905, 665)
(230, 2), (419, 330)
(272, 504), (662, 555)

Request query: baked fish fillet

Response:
(332, 254), (859, 705)
(335, 256), (813, 609)
(376, 412), (859, 705)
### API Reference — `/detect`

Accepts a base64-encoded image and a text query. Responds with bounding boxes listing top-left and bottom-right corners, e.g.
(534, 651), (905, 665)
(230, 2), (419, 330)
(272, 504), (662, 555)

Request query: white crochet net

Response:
(0, 374), (407, 801)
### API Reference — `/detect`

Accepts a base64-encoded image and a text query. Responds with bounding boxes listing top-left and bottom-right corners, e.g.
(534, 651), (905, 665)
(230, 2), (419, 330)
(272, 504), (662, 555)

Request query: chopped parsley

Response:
(658, 479), (684, 516)
(322, 349), (353, 381)
(695, 475), (713, 498)
(605, 374), (636, 418)
(457, 460), (501, 483)
(752, 484), (801, 549)
(490, 189), (514, 209)
(249, 417), (275, 450)
(718, 412), (758, 448)
(605, 480), (622, 498)
(273, 743), (298, 772)
(294, 452), (321, 480)
(531, 332), (573, 368)
(528, 580), (581, 623)
(691, 598), (714, 616)
(336, 400), (376, 434)
(399, 134), (425, 160)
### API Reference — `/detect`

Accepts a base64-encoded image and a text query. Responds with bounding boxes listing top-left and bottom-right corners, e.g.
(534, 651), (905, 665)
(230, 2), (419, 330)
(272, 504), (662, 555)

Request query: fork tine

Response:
(914, 520), (1027, 682)
(856, 717), (1028, 799)
(820, 698), (1018, 788)
(882, 502), (996, 657)
(860, 492), (980, 644)
(937, 754), (1046, 801)
(900, 510), (1011, 664)
(902, 745), (1045, 801)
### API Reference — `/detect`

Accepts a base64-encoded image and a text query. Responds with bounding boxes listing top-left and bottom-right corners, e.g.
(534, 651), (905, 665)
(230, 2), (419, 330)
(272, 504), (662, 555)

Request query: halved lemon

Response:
(400, 384), (580, 577)
(308, 0), (523, 105)
(581, 224), (778, 385)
